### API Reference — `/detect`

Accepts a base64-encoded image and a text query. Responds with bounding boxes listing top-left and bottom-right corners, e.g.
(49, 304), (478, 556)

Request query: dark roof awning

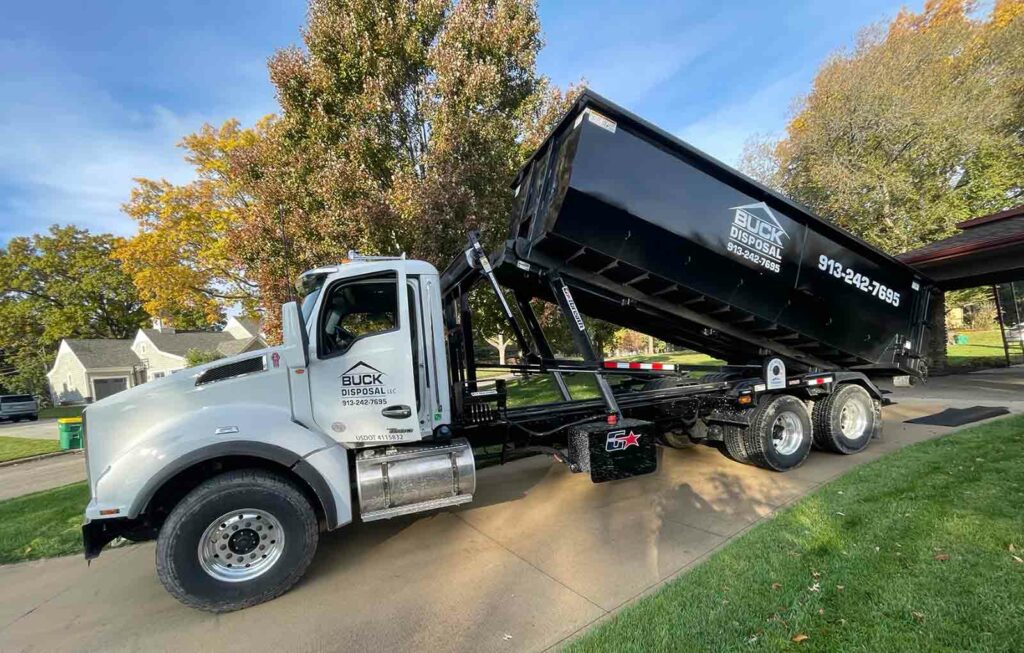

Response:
(899, 204), (1024, 290)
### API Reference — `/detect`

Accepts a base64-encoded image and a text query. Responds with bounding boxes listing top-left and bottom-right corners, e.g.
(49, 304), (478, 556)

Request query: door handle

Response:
(381, 405), (412, 419)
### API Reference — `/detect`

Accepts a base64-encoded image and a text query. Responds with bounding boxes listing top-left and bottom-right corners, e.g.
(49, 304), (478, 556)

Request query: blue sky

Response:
(0, 0), (915, 245)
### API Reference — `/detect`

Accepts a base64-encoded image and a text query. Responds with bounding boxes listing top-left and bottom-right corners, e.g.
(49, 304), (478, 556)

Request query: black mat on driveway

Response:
(905, 405), (1010, 427)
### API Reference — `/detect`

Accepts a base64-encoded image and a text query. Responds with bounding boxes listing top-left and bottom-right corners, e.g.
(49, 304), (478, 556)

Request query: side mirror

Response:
(281, 301), (309, 368)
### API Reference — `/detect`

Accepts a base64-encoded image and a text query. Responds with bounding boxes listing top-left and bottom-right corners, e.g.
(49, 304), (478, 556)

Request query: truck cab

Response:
(81, 255), (475, 612)
(294, 257), (451, 445)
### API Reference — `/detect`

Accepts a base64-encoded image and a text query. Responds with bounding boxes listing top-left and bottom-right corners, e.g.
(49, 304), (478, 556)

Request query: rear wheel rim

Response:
(771, 412), (804, 456)
(198, 509), (285, 583)
(839, 400), (868, 439)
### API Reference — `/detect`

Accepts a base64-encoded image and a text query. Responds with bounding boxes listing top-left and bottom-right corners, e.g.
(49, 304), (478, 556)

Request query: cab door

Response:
(307, 266), (421, 444)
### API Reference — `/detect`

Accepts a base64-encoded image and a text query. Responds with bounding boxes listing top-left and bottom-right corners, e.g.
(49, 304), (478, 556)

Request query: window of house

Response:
(153, 371), (165, 379)
(140, 343), (147, 353)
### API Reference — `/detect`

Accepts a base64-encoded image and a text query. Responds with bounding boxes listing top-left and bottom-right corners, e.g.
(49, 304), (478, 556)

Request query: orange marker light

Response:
(99, 508), (121, 516)
(738, 395), (753, 405)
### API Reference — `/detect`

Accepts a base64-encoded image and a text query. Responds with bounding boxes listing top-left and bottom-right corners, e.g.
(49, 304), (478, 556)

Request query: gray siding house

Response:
(47, 317), (265, 404)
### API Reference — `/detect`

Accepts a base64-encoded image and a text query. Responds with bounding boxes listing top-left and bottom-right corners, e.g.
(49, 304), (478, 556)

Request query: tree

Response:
(117, 120), (266, 328)
(185, 348), (225, 368)
(611, 329), (649, 356)
(742, 0), (1024, 255)
(116, 0), (574, 342)
(233, 0), (574, 337)
(0, 226), (149, 397)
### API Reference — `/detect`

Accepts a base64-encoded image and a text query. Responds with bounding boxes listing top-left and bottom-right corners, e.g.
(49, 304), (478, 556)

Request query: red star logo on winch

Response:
(622, 431), (640, 448)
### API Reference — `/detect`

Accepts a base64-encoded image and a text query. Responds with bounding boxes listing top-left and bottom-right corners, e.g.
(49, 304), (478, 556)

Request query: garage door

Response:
(93, 377), (128, 401)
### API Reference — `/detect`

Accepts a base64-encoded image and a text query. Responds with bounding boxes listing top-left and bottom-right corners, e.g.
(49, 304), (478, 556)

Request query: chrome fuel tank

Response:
(355, 438), (475, 521)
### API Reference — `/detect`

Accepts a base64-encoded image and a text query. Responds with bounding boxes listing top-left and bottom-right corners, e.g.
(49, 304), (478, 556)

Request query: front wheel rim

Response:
(198, 509), (285, 582)
(771, 412), (804, 456)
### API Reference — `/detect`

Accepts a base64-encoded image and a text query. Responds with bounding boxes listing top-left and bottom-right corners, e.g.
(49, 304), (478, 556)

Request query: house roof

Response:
(899, 204), (1024, 289)
(141, 329), (236, 357)
(234, 317), (262, 337)
(216, 336), (263, 356)
(65, 339), (140, 369)
(899, 204), (1024, 265)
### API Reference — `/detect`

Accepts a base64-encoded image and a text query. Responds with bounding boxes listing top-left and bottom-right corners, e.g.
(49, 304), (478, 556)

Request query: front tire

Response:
(156, 469), (319, 613)
(812, 384), (879, 454)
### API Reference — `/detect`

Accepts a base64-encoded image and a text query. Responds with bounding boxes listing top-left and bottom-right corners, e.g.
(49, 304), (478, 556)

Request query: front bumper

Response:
(82, 518), (128, 560)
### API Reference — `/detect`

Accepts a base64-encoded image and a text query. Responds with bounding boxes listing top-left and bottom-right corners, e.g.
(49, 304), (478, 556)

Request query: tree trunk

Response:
(486, 333), (509, 365)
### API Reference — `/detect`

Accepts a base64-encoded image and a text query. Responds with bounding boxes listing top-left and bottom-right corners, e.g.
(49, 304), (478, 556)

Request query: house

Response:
(47, 317), (266, 404)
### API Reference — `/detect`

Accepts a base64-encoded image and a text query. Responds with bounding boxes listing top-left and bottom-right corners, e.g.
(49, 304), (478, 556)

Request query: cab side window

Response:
(318, 272), (398, 358)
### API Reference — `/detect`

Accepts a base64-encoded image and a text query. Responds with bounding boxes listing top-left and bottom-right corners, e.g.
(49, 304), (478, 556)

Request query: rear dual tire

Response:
(723, 394), (813, 471)
(811, 384), (879, 454)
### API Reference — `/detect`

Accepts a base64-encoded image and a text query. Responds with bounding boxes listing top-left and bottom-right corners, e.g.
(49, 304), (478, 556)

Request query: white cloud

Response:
(675, 70), (809, 168)
(0, 38), (265, 244)
(575, 37), (713, 107)
(539, 3), (730, 109)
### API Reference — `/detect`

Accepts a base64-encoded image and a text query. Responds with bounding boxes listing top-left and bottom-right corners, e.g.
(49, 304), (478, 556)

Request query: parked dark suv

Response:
(0, 394), (39, 422)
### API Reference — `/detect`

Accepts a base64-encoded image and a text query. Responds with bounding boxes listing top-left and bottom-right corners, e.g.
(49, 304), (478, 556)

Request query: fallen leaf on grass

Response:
(836, 585), (845, 591)
(792, 634), (809, 643)
(1009, 543), (1016, 552)
(808, 582), (821, 593)
(1012, 555), (1023, 564)
(912, 611), (925, 622)
(934, 553), (950, 562)
(771, 582), (782, 591)
(811, 571), (821, 579)
(818, 608), (825, 616)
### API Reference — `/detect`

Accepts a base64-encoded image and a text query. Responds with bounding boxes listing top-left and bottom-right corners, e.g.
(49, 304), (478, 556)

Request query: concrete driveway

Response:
(0, 418), (59, 441)
(0, 398), (974, 653)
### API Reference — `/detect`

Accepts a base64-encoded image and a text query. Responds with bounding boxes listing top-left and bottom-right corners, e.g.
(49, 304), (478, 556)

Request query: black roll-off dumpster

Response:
(494, 90), (934, 375)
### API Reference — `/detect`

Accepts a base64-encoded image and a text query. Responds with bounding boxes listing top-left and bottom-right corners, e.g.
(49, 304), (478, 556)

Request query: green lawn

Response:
(946, 328), (1016, 369)
(38, 405), (84, 419)
(631, 351), (724, 366)
(569, 415), (1024, 652)
(0, 436), (60, 463)
(0, 481), (89, 564)
(485, 350), (725, 407)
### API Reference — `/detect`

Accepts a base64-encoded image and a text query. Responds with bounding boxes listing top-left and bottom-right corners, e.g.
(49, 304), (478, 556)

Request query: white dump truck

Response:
(81, 91), (933, 612)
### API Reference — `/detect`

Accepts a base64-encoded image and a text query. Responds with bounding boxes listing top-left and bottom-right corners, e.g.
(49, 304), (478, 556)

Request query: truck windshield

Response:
(297, 273), (328, 324)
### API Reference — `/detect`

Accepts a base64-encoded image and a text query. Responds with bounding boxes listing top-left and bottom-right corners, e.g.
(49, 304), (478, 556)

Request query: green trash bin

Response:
(953, 334), (969, 345)
(58, 417), (83, 450)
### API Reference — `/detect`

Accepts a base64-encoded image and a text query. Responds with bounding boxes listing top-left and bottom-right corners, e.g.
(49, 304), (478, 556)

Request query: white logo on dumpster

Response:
(726, 202), (790, 274)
